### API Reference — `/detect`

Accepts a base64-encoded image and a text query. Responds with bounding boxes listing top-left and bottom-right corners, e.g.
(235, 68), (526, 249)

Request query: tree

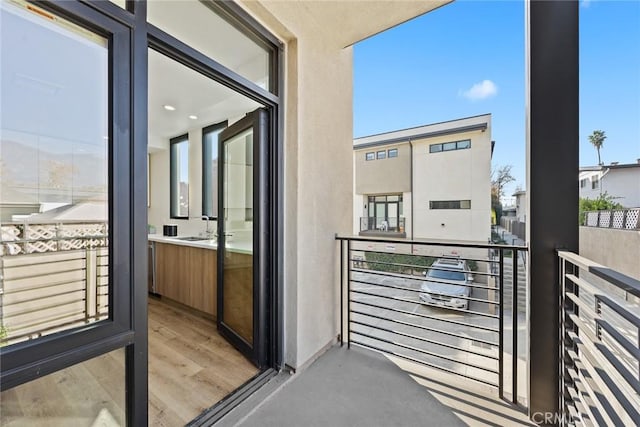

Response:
(588, 130), (606, 166)
(579, 192), (622, 225)
(491, 165), (515, 223)
(491, 165), (515, 200)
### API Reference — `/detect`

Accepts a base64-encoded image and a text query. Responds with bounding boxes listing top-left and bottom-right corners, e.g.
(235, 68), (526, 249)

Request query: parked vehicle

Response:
(419, 258), (473, 310)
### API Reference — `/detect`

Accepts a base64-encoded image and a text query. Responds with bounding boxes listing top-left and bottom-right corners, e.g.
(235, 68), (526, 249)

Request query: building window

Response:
(429, 200), (471, 209)
(170, 134), (189, 218)
(388, 148), (398, 158)
(364, 195), (403, 232)
(202, 121), (227, 219)
(591, 176), (599, 190)
(377, 150), (386, 159)
(580, 178), (588, 188)
(365, 152), (375, 161)
(429, 139), (471, 153)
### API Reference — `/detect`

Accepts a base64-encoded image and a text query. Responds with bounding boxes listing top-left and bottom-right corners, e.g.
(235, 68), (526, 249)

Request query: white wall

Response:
(239, 2), (354, 369)
(148, 127), (214, 237)
(579, 167), (640, 208)
(411, 126), (492, 243)
(515, 193), (527, 222)
(580, 227), (640, 280)
(602, 168), (640, 208)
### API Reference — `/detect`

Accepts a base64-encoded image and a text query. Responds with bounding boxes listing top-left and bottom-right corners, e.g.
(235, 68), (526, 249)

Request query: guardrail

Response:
(558, 251), (640, 426)
(583, 208), (640, 230)
(0, 221), (108, 346)
(337, 235), (528, 405)
(359, 217), (406, 233)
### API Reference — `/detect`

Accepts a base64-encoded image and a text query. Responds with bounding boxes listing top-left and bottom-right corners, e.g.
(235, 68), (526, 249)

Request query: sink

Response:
(174, 236), (210, 241)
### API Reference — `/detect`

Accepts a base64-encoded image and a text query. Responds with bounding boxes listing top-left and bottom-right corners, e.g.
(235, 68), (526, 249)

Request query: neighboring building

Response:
(579, 161), (640, 207)
(514, 189), (527, 223)
(353, 114), (493, 243)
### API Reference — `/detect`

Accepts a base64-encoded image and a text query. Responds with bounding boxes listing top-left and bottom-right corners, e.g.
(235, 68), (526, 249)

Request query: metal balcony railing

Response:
(360, 217), (405, 233)
(558, 251), (640, 426)
(583, 208), (640, 229)
(0, 221), (109, 346)
(336, 235), (528, 405)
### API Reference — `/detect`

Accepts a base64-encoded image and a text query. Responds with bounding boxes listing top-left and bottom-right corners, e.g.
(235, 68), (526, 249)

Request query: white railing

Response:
(0, 222), (109, 346)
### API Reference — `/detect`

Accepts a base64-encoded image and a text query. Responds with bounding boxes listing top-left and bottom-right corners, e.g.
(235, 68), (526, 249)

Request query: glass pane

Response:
(365, 152), (374, 160)
(223, 128), (254, 344)
(170, 137), (189, 218)
(109, 0), (127, 10)
(457, 139), (471, 149)
(429, 144), (442, 153)
(148, 0), (271, 91)
(442, 142), (457, 151)
(376, 150), (386, 159)
(203, 124), (225, 218)
(1, 0), (109, 346)
(1, 348), (125, 426)
(387, 195), (399, 202)
(388, 148), (398, 158)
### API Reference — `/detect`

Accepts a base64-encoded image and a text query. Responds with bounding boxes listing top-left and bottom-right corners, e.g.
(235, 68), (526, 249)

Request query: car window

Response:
(427, 268), (466, 281)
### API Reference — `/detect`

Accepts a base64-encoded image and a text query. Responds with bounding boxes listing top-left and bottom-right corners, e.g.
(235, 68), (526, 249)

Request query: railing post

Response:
(558, 255), (565, 426)
(512, 248), (518, 404)
(85, 247), (97, 322)
(340, 238), (344, 347)
(347, 239), (352, 349)
(499, 248), (504, 400)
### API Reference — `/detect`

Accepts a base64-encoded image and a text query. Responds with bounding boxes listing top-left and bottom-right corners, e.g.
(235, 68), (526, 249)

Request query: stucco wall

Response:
(354, 142), (411, 194)
(239, 2), (354, 369)
(411, 127), (492, 243)
(579, 226), (640, 280)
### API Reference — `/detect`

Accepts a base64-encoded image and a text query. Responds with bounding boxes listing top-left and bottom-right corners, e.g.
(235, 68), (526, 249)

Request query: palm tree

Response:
(588, 130), (606, 166)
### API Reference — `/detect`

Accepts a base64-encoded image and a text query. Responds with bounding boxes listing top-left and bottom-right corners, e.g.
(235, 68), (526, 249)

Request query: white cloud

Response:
(460, 80), (498, 101)
(581, 0), (592, 8)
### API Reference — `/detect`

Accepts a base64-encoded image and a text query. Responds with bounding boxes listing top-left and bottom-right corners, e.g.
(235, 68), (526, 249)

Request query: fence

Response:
(500, 216), (526, 242)
(0, 221), (108, 346)
(583, 208), (640, 230)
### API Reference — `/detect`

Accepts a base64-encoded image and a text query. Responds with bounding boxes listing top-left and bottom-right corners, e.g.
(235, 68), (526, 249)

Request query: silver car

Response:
(419, 258), (473, 310)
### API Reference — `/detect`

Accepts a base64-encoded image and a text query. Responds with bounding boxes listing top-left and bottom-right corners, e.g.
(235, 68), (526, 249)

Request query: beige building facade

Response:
(353, 114), (493, 244)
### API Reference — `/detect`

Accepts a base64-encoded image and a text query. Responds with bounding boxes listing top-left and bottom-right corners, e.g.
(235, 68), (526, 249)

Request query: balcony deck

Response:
(228, 346), (534, 427)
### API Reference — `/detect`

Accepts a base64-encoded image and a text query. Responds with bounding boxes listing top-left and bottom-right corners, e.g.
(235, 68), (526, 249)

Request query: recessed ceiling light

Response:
(189, 115), (198, 120)
(163, 104), (176, 111)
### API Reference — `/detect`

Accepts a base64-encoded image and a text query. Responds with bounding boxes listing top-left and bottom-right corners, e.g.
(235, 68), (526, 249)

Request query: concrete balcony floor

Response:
(224, 346), (534, 427)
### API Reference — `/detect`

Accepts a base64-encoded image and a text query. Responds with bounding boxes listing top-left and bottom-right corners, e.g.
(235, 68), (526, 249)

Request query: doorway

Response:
(147, 48), (273, 423)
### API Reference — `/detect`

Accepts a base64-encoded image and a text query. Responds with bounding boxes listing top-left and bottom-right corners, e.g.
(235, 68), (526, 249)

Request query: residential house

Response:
(353, 114), (493, 244)
(579, 161), (640, 207)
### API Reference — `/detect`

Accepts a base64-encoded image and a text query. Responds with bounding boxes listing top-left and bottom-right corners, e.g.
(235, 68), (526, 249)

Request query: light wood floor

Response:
(0, 297), (259, 427)
(148, 297), (258, 426)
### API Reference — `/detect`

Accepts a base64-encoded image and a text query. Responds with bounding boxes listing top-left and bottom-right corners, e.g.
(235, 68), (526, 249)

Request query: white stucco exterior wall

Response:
(579, 166), (640, 208)
(412, 126), (492, 243)
(238, 2), (354, 369)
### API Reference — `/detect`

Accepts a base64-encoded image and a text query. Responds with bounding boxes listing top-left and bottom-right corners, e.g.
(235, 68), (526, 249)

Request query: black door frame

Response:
(217, 109), (270, 369)
(1, 0), (283, 425)
(0, 0), (136, 389)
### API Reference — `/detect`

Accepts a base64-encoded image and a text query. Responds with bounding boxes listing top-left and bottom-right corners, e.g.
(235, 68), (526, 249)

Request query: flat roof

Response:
(353, 114), (491, 150)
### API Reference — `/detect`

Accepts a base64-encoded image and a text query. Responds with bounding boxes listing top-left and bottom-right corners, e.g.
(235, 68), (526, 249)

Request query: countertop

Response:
(148, 234), (253, 255)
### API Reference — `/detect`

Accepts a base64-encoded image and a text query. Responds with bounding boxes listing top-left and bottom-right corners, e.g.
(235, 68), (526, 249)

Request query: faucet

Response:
(201, 215), (213, 237)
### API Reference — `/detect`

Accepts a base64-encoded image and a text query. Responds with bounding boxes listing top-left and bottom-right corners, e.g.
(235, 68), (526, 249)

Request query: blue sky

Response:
(354, 0), (640, 201)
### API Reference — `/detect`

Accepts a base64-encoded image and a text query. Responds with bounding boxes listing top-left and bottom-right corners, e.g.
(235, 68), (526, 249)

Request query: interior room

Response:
(146, 48), (261, 424)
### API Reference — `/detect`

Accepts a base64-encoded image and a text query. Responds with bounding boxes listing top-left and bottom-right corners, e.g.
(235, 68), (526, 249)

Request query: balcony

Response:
(359, 216), (406, 238)
(222, 236), (640, 426)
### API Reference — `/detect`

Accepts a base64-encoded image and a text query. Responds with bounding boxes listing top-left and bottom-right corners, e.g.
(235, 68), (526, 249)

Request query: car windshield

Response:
(427, 268), (466, 281)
